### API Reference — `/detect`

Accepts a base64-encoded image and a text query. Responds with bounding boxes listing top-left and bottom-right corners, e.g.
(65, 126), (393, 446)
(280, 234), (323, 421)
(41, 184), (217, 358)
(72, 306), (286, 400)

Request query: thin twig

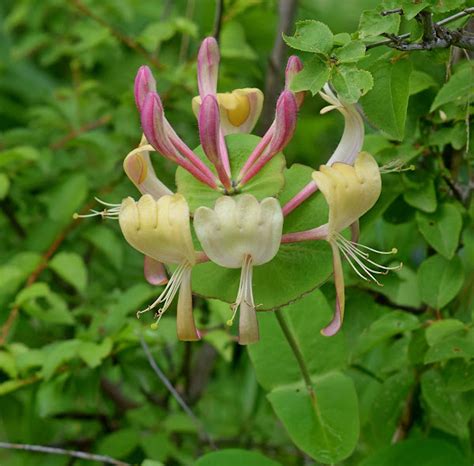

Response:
(139, 335), (216, 449)
(381, 8), (403, 16)
(49, 115), (112, 150)
(0, 442), (129, 465)
(213, 0), (224, 42)
(71, 0), (163, 69)
(367, 7), (474, 50)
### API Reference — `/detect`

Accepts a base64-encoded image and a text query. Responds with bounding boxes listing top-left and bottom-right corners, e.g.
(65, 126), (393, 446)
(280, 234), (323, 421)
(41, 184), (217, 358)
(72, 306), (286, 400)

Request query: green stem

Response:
(275, 309), (316, 403)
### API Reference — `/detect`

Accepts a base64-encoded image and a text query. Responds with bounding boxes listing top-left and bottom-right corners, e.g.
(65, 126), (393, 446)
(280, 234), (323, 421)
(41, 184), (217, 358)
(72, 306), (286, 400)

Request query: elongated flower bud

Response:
(285, 56), (305, 108)
(197, 37), (220, 97)
(134, 66), (157, 112)
(141, 92), (178, 161)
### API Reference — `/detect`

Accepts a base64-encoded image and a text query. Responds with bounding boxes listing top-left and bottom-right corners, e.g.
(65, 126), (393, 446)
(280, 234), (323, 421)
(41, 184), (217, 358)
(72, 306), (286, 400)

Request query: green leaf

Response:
(360, 58), (412, 140)
(428, 0), (466, 14)
(248, 291), (347, 390)
(77, 338), (113, 368)
(268, 372), (359, 463)
(332, 65), (373, 103)
(360, 439), (469, 466)
(290, 56), (330, 95)
(409, 70), (437, 95)
(0, 173), (10, 199)
(417, 255), (465, 309)
(401, 1), (430, 19)
(355, 311), (420, 355)
(47, 174), (88, 224)
(0, 351), (17, 378)
(333, 40), (366, 63)
(41, 340), (80, 380)
(220, 22), (258, 60)
(195, 449), (282, 466)
(83, 225), (124, 270)
(333, 32), (351, 46)
(176, 134), (285, 212)
(0, 145), (39, 168)
(142, 461), (165, 466)
(97, 429), (140, 458)
(424, 328), (474, 364)
(359, 9), (400, 38)
(421, 368), (471, 438)
(403, 178), (437, 213)
(425, 319), (466, 346)
(283, 20), (333, 54)
(190, 164), (332, 310)
(368, 370), (415, 446)
(15, 282), (75, 325)
(431, 63), (474, 111)
(442, 359), (474, 392)
(416, 204), (463, 259)
(49, 252), (88, 293)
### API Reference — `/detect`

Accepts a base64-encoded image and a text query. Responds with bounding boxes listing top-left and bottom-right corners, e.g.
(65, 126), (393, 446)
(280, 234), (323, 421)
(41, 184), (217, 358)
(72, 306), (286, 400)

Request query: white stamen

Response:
(380, 159), (415, 174)
(137, 261), (191, 328)
(73, 198), (121, 220)
(334, 233), (402, 286)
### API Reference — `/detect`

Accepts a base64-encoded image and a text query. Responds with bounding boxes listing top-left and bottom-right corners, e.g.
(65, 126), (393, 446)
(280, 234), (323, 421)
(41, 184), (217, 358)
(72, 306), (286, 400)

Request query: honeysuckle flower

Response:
(282, 83), (365, 216)
(281, 152), (400, 336)
(312, 152), (401, 336)
(119, 194), (200, 341)
(194, 195), (283, 344)
(285, 55), (305, 108)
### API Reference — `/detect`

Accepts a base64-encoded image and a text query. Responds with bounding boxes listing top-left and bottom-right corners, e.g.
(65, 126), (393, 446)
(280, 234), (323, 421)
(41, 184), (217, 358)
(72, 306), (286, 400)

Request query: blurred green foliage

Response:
(0, 0), (473, 465)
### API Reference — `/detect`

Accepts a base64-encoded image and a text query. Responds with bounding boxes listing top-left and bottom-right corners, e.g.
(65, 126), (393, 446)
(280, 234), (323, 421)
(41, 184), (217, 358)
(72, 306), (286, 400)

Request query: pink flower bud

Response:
(197, 37), (220, 97)
(134, 66), (156, 112)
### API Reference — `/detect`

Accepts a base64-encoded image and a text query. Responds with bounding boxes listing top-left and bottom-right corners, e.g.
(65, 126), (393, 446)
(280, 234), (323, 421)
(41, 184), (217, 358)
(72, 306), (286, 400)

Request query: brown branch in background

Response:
(0, 200), (26, 238)
(259, 0), (298, 133)
(213, 0), (224, 42)
(71, 0), (163, 70)
(0, 442), (129, 466)
(367, 7), (474, 50)
(49, 115), (112, 150)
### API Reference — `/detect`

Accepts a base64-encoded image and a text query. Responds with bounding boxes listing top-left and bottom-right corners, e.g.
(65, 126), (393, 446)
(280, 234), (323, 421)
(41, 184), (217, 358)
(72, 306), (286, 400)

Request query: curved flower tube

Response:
(119, 194), (200, 341)
(282, 83), (365, 216)
(194, 195), (283, 344)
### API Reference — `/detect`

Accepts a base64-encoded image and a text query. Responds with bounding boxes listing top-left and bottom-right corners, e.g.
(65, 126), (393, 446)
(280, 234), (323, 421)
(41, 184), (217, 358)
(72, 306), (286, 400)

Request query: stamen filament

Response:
(380, 159), (415, 174)
(137, 262), (191, 328)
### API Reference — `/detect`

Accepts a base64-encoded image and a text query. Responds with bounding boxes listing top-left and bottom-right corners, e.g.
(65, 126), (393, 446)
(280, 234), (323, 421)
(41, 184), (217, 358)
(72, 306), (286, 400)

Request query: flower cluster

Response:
(80, 37), (401, 344)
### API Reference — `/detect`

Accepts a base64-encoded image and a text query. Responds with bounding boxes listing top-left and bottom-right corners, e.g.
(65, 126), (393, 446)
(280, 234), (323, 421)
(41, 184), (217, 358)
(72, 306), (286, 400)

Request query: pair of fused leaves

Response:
(177, 134), (332, 310)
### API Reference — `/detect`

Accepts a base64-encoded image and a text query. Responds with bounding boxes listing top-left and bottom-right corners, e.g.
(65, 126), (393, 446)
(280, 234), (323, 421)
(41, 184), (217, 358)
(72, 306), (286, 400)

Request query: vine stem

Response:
(274, 309), (316, 403)
(0, 442), (129, 465)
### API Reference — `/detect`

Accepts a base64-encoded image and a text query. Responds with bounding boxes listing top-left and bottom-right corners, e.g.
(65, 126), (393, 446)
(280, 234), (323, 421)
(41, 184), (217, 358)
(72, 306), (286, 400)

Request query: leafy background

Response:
(0, 0), (473, 465)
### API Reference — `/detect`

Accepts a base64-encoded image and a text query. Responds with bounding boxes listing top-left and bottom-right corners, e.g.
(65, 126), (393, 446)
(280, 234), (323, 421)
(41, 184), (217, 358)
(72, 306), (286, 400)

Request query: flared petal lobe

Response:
(193, 88), (264, 135)
(193, 195), (283, 268)
(312, 152), (381, 234)
(123, 136), (173, 199)
(119, 194), (196, 265)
